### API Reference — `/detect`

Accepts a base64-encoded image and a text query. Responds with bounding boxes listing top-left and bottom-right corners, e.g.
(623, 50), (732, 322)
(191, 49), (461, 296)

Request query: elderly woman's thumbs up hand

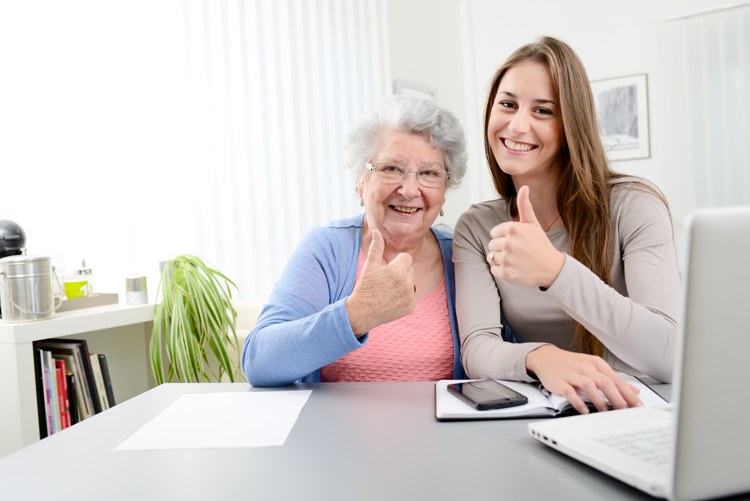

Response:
(487, 185), (565, 289)
(346, 230), (417, 337)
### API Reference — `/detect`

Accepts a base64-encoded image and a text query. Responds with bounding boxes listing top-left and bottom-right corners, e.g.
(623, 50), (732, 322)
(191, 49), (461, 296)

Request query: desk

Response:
(0, 380), (722, 501)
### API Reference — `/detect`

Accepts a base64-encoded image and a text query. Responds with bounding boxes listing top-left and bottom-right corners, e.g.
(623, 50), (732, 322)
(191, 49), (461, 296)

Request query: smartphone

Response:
(447, 379), (528, 410)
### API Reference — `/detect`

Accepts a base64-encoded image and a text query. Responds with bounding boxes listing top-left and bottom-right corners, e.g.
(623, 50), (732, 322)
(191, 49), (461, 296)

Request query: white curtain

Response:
(660, 5), (750, 218)
(0, 0), (389, 301)
(183, 0), (390, 299)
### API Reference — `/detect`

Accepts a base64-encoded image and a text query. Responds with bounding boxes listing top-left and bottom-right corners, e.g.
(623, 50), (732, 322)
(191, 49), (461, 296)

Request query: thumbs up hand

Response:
(517, 184), (541, 226)
(346, 229), (417, 337)
(486, 185), (566, 288)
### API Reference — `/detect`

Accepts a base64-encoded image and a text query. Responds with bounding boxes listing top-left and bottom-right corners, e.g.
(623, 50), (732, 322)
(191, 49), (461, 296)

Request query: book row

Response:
(33, 338), (116, 438)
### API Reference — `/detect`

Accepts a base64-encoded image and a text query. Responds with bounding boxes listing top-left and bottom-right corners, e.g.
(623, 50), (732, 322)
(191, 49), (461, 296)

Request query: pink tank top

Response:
(320, 251), (454, 382)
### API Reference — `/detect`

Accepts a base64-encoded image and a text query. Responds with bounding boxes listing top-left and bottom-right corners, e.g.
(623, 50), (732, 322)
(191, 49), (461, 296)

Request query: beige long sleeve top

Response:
(453, 180), (680, 383)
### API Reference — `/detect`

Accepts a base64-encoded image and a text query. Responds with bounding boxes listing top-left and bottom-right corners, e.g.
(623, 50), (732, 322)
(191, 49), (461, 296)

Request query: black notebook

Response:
(66, 372), (80, 425)
(33, 339), (102, 416)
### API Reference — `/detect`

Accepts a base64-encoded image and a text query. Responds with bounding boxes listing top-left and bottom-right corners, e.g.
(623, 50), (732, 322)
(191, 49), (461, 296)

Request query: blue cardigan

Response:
(241, 213), (466, 386)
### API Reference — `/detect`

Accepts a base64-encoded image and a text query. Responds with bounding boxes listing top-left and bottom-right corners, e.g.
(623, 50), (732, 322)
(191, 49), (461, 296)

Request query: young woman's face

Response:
(486, 61), (564, 184)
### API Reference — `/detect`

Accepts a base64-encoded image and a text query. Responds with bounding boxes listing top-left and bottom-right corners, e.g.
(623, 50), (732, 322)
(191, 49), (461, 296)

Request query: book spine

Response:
(79, 342), (102, 414)
(66, 372), (80, 425)
(55, 367), (67, 429)
(89, 354), (109, 410)
(43, 356), (53, 434)
(70, 345), (95, 417)
(97, 354), (116, 407)
(55, 360), (71, 429)
(34, 349), (49, 439)
(60, 352), (91, 421)
(45, 351), (60, 434)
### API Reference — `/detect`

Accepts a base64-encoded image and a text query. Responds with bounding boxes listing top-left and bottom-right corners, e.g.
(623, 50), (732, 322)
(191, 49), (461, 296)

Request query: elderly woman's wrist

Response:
(345, 296), (370, 338)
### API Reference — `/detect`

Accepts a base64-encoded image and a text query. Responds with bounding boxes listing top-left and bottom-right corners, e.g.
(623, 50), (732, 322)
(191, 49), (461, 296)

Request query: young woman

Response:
(453, 37), (680, 414)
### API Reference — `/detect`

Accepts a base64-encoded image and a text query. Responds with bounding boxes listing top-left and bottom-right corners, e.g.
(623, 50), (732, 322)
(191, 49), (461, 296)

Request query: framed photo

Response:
(590, 73), (650, 161)
(393, 79), (438, 104)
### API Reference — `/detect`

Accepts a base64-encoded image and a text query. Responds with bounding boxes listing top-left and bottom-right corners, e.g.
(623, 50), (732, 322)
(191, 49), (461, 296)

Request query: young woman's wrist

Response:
(541, 251), (566, 290)
(525, 344), (555, 379)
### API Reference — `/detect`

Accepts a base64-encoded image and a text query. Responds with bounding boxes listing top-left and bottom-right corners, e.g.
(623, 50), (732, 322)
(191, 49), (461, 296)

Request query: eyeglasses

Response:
(366, 162), (450, 188)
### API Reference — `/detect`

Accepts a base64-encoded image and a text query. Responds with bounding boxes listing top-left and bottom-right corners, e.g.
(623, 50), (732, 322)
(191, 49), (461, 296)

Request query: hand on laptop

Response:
(526, 345), (643, 414)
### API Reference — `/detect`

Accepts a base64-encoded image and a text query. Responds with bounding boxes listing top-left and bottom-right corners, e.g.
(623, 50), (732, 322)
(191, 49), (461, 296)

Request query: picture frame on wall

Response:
(590, 73), (650, 161)
(393, 79), (439, 104)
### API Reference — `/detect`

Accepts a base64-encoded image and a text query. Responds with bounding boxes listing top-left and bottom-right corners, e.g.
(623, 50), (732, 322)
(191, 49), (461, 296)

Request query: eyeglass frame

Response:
(365, 162), (450, 188)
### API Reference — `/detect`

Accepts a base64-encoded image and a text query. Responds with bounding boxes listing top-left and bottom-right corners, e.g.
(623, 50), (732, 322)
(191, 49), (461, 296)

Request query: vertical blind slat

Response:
(184, 0), (387, 299)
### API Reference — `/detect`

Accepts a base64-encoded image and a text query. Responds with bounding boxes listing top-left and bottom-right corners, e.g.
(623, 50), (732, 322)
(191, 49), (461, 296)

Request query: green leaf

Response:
(149, 254), (242, 384)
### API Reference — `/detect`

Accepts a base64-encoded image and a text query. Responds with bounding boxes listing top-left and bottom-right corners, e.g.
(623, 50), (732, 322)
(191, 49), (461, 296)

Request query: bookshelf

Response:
(0, 303), (156, 458)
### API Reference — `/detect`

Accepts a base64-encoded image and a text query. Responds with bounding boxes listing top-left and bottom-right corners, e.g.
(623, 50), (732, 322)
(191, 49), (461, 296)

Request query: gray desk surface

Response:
(0, 380), (685, 500)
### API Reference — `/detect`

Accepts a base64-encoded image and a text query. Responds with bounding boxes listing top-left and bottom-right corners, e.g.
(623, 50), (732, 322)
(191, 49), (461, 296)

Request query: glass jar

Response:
(75, 260), (94, 296)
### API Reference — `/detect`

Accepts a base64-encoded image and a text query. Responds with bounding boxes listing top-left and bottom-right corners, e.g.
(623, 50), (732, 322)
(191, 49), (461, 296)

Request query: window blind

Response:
(182, 0), (390, 298)
(661, 5), (750, 215)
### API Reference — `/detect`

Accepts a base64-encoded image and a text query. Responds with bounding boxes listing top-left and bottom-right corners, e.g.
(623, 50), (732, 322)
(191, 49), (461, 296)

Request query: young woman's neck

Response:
(511, 166), (562, 228)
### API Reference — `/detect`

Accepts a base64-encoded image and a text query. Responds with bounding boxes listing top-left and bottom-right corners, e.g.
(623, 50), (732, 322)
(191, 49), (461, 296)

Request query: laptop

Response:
(528, 206), (750, 501)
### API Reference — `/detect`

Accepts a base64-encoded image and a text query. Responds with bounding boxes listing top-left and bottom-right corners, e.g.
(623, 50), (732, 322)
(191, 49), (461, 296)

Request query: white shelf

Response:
(0, 303), (155, 344)
(0, 303), (156, 459)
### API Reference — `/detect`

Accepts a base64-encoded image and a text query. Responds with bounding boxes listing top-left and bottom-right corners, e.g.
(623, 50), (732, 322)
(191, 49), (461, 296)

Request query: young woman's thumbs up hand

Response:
(486, 185), (566, 288)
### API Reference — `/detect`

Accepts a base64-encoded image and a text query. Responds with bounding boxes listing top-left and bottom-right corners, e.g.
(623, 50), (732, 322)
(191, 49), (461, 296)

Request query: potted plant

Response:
(150, 255), (242, 384)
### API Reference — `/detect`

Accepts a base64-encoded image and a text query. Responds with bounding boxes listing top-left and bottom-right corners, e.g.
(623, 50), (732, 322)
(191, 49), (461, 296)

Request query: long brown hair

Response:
(483, 36), (664, 357)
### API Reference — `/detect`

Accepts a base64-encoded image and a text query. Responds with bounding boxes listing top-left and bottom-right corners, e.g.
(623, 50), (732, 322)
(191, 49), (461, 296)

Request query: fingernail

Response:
(636, 402), (644, 407)
(579, 407), (589, 415)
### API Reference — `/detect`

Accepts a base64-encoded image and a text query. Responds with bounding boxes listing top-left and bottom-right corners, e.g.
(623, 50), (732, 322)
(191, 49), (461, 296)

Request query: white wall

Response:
(387, 0), (749, 263)
(0, 1), (391, 301)
(461, 0), (739, 202)
(0, 1), (197, 300)
(386, 0), (473, 230)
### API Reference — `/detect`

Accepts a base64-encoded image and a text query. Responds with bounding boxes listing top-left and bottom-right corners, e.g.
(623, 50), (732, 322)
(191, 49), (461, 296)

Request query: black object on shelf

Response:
(33, 349), (49, 439)
(0, 220), (26, 259)
(0, 220), (26, 319)
(66, 372), (80, 425)
(97, 354), (116, 407)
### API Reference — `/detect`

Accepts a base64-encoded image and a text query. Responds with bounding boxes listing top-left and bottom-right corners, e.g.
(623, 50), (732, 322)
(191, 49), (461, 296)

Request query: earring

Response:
(360, 198), (364, 207)
(440, 208), (444, 217)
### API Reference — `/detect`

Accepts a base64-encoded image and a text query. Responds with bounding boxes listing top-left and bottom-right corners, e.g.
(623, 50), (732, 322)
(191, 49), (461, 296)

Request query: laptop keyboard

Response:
(594, 425), (672, 466)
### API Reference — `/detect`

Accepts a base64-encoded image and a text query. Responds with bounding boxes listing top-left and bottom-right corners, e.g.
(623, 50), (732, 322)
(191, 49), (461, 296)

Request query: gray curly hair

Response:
(344, 95), (467, 190)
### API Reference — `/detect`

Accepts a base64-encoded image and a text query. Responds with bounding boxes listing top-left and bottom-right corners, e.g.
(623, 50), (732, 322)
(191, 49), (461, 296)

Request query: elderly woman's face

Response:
(358, 131), (446, 244)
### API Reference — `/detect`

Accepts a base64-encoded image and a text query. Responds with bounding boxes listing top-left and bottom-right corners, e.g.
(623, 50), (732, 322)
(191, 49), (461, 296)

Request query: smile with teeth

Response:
(392, 205), (419, 214)
(503, 138), (537, 152)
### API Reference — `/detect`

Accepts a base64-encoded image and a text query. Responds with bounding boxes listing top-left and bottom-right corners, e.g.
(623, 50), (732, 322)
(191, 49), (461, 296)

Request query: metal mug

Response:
(0, 250), (63, 322)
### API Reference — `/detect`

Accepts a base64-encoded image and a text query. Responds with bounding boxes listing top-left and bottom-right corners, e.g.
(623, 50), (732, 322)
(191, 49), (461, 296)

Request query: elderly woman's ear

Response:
(356, 182), (364, 206)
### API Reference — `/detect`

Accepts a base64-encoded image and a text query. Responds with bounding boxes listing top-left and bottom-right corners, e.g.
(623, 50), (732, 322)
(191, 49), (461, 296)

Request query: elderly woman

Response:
(242, 96), (468, 386)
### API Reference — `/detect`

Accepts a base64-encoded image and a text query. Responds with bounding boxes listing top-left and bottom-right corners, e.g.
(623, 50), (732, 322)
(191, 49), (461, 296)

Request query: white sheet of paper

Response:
(114, 390), (312, 451)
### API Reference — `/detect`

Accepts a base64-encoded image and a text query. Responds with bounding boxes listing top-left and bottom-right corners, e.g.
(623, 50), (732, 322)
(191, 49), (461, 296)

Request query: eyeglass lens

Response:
(373, 163), (447, 187)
